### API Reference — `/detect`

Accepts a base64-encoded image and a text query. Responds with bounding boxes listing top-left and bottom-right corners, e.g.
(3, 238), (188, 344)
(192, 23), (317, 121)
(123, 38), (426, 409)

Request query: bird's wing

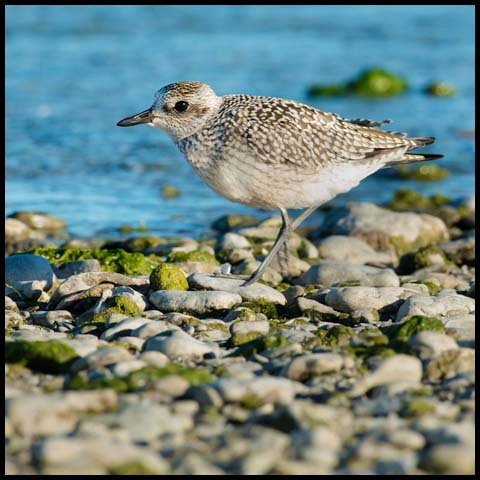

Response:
(223, 98), (412, 171)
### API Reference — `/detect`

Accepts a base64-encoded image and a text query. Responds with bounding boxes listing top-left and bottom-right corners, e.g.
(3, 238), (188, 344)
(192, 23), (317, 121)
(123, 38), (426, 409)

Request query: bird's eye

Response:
(174, 101), (189, 112)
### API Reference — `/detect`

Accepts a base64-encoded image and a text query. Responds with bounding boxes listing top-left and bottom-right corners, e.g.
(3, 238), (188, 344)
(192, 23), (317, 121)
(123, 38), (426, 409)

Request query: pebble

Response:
(284, 352), (345, 381)
(298, 261), (399, 287)
(143, 329), (219, 360)
(149, 289), (242, 314)
(407, 331), (458, 359)
(396, 292), (475, 321)
(5, 254), (55, 291)
(420, 444), (475, 475)
(100, 317), (152, 341)
(53, 259), (102, 279)
(423, 348), (475, 381)
(188, 272), (286, 304)
(317, 235), (396, 265)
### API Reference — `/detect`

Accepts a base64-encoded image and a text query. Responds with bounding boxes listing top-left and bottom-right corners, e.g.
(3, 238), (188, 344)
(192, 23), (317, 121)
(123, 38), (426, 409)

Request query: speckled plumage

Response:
(117, 81), (442, 284)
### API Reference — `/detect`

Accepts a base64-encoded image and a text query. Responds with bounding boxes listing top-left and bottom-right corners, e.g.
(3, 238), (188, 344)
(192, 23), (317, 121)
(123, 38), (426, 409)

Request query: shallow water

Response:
(5, 5), (475, 240)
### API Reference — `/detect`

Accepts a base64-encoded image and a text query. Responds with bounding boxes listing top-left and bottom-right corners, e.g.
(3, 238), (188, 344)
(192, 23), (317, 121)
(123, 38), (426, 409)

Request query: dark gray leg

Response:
(242, 204), (319, 287)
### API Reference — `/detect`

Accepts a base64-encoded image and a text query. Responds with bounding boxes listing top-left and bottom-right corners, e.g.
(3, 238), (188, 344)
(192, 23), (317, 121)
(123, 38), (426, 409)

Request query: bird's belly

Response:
(187, 150), (381, 210)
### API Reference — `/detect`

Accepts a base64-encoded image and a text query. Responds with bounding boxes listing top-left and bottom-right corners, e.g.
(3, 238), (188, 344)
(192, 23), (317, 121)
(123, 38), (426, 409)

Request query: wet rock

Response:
(188, 273), (286, 304)
(149, 289), (242, 314)
(396, 292), (475, 321)
(317, 235), (396, 265)
(299, 261), (399, 287)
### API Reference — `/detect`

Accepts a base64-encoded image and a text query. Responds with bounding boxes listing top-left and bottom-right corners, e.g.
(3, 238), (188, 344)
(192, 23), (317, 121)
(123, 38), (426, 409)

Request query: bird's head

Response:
(117, 81), (222, 141)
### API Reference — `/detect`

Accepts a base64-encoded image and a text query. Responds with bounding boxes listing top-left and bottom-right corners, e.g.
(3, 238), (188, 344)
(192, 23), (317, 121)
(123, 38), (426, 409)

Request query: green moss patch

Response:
(108, 462), (162, 475)
(396, 164), (449, 182)
(161, 184), (182, 199)
(91, 295), (142, 323)
(28, 247), (160, 276)
(65, 364), (213, 392)
(425, 82), (456, 97)
(167, 249), (219, 264)
(241, 300), (279, 319)
(6, 340), (79, 374)
(211, 214), (258, 232)
(229, 331), (264, 347)
(150, 263), (188, 291)
(401, 398), (436, 417)
(388, 189), (451, 212)
(397, 245), (449, 274)
(228, 334), (289, 358)
(315, 325), (355, 347)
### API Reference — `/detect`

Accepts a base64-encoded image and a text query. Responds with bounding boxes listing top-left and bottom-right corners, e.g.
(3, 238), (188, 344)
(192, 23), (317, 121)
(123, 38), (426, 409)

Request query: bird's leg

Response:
(278, 238), (290, 277)
(242, 204), (320, 287)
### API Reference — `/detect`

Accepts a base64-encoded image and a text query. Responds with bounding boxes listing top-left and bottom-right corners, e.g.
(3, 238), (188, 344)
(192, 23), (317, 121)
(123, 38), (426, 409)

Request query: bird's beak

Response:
(117, 108), (154, 127)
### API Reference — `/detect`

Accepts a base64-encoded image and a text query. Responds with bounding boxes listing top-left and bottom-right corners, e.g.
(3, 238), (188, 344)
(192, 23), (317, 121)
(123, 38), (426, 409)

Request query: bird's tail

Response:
(385, 136), (443, 166)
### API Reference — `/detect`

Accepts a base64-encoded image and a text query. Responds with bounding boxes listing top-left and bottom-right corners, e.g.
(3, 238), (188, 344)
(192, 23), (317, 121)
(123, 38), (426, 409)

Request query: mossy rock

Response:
(120, 236), (166, 253)
(118, 224), (148, 233)
(91, 295), (142, 323)
(149, 263), (188, 291)
(161, 184), (181, 199)
(241, 300), (279, 319)
(229, 331), (264, 347)
(6, 340), (79, 374)
(401, 398), (436, 417)
(211, 214), (258, 232)
(397, 245), (449, 275)
(167, 249), (219, 265)
(388, 189), (451, 212)
(228, 334), (289, 358)
(396, 164), (449, 182)
(65, 364), (213, 392)
(109, 462), (162, 475)
(307, 84), (347, 97)
(425, 82), (456, 97)
(28, 247), (160, 276)
(348, 68), (408, 97)
(382, 315), (444, 352)
(315, 325), (355, 347)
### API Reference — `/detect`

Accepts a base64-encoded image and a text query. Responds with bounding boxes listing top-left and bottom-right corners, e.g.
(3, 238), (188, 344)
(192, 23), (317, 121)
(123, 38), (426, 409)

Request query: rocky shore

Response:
(5, 193), (475, 475)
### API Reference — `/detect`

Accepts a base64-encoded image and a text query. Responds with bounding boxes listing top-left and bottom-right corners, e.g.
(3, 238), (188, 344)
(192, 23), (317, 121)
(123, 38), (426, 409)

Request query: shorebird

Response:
(117, 81), (442, 286)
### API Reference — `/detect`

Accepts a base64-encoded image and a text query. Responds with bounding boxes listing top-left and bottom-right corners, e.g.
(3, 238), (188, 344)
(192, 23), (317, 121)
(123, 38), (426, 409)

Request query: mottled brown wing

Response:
(223, 97), (411, 171)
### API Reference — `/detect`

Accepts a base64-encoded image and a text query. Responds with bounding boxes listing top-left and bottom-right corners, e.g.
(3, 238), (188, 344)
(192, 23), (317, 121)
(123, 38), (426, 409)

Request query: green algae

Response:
(228, 334), (289, 358)
(397, 245), (450, 274)
(167, 249), (219, 264)
(91, 295), (141, 323)
(388, 189), (451, 212)
(211, 214), (258, 232)
(411, 280), (442, 295)
(121, 236), (165, 253)
(161, 184), (181, 199)
(149, 263), (188, 291)
(315, 325), (355, 347)
(65, 364), (213, 392)
(401, 398), (436, 417)
(27, 247), (160, 276)
(6, 340), (79, 374)
(307, 84), (347, 97)
(118, 224), (148, 233)
(425, 82), (456, 97)
(396, 164), (449, 182)
(109, 462), (162, 475)
(241, 300), (279, 319)
(229, 331), (264, 347)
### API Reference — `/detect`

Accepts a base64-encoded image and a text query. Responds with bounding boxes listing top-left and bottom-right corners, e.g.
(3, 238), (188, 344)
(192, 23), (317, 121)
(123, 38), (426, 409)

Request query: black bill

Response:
(117, 109), (153, 127)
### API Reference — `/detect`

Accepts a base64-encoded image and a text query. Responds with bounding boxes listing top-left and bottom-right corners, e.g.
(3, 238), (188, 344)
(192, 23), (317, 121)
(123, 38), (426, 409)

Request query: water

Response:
(6, 5), (475, 240)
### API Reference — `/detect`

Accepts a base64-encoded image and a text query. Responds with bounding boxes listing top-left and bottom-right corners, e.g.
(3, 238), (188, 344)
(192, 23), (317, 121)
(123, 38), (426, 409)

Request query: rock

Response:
(230, 319), (270, 337)
(317, 235), (396, 265)
(70, 345), (133, 372)
(438, 236), (475, 266)
(30, 310), (74, 329)
(149, 263), (188, 291)
(143, 329), (218, 360)
(36, 434), (167, 474)
(53, 259), (102, 279)
(48, 272), (149, 309)
(5, 254), (55, 291)
(397, 246), (449, 275)
(423, 348), (475, 381)
(187, 273), (286, 304)
(5, 217), (36, 241)
(284, 353), (345, 381)
(325, 286), (420, 314)
(131, 321), (177, 339)
(100, 317), (152, 341)
(441, 314), (475, 342)
(9, 211), (66, 231)
(214, 376), (298, 405)
(91, 286), (147, 319)
(420, 444), (474, 475)
(111, 359), (147, 377)
(218, 232), (251, 250)
(297, 297), (350, 323)
(139, 351), (170, 368)
(268, 253), (311, 280)
(350, 354), (422, 396)
(298, 261), (399, 287)
(232, 258), (283, 286)
(149, 289), (242, 314)
(396, 293), (475, 321)
(5, 296), (19, 312)
(408, 331), (458, 359)
(6, 390), (117, 437)
(317, 202), (449, 254)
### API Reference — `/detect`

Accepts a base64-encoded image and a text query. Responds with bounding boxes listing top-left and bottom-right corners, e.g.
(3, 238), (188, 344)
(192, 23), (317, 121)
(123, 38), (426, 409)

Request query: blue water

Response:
(6, 5), (475, 240)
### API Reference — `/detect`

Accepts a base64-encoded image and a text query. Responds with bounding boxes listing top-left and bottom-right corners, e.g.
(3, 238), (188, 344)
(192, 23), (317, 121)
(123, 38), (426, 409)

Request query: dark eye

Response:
(174, 101), (189, 112)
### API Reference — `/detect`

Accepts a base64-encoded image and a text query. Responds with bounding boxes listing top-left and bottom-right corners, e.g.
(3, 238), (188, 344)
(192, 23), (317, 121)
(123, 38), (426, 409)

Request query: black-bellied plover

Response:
(117, 81), (442, 286)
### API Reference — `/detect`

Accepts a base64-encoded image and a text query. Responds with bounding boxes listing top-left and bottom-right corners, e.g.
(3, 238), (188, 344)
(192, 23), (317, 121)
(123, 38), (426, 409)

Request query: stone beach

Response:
(4, 196), (475, 475)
